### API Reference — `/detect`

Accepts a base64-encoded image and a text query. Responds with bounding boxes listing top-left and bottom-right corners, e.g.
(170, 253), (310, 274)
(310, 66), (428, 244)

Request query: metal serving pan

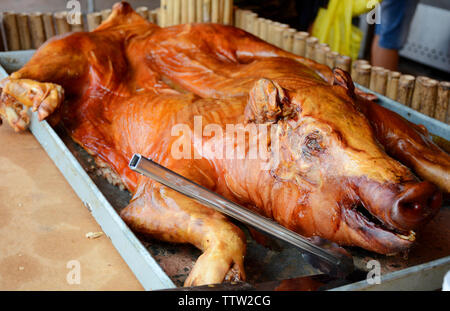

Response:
(1, 50), (449, 291)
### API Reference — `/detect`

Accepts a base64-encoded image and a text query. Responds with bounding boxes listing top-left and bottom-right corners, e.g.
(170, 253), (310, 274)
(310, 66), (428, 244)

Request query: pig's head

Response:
(244, 74), (442, 254)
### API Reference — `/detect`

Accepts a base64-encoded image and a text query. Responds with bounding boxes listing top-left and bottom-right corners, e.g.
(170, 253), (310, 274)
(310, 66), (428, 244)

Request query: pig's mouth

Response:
(342, 181), (442, 254)
(353, 202), (416, 241)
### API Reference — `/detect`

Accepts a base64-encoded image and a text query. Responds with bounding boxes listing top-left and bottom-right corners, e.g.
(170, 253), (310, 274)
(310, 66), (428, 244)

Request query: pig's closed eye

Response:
(303, 131), (324, 156)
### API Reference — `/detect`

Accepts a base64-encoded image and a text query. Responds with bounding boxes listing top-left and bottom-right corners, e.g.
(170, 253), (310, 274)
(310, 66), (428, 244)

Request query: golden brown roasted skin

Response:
(143, 21), (450, 195)
(0, 2), (446, 286)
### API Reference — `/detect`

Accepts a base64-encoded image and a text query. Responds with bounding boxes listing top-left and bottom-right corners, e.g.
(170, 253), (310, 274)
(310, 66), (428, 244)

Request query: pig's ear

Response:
(245, 78), (293, 123)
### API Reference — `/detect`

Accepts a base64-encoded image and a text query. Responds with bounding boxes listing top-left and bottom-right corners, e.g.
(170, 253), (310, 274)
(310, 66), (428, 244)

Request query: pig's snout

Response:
(391, 181), (442, 231)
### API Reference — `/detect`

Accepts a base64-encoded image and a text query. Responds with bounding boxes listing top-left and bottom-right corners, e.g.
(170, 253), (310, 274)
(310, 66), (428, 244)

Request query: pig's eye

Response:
(303, 131), (324, 156)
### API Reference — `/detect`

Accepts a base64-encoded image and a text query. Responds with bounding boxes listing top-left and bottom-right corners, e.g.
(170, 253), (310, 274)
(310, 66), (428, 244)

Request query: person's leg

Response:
(371, 34), (399, 71)
(371, 0), (419, 71)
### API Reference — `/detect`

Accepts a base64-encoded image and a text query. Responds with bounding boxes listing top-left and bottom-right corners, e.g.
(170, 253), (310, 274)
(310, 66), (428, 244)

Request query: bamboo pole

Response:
(165, 0), (174, 26)
(335, 54), (351, 72)
(3, 12), (21, 51)
(223, 0), (233, 25)
(211, 0), (220, 23)
(354, 64), (372, 88)
(173, 0), (181, 25)
(136, 7), (149, 20)
(28, 12), (46, 49)
(282, 28), (296, 52)
(326, 51), (338, 68)
(385, 71), (401, 100)
(17, 13), (32, 50)
(218, 0), (225, 24)
(273, 23), (287, 48)
(397, 75), (415, 106)
(54, 11), (71, 35)
(150, 9), (159, 24)
(87, 12), (102, 31)
(203, 0), (211, 23)
(70, 14), (85, 32)
(101, 9), (111, 22)
(246, 12), (257, 35)
(159, 0), (168, 26)
(369, 66), (383, 90)
(196, 0), (203, 23)
(435, 81), (449, 123)
(314, 43), (330, 65)
(351, 59), (369, 79)
(418, 78), (438, 117)
(373, 68), (388, 95)
(234, 8), (242, 28)
(305, 36), (318, 59)
(292, 31), (308, 56)
(181, 0), (189, 24)
(411, 76), (430, 111)
(42, 13), (55, 40)
(0, 29), (3, 51)
(187, 0), (196, 23)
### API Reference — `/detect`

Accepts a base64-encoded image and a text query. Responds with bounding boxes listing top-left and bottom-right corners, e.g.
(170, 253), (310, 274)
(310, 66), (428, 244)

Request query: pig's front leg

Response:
(0, 77), (63, 130)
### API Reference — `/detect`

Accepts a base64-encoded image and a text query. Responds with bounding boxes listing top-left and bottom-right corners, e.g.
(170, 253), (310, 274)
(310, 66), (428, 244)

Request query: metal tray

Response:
(1, 50), (449, 291)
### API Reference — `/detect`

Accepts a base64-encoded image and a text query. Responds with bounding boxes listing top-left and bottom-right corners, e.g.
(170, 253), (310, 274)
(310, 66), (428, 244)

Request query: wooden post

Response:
(136, 7), (149, 20)
(42, 13), (55, 40)
(418, 78), (438, 116)
(165, 0), (173, 26)
(180, 0), (188, 24)
(211, 0), (220, 23)
(101, 9), (111, 22)
(397, 75), (415, 106)
(223, 0), (233, 25)
(411, 76), (429, 111)
(373, 68), (388, 95)
(28, 13), (46, 49)
(434, 81), (449, 123)
(246, 12), (257, 35)
(335, 54), (351, 72)
(325, 51), (338, 68)
(70, 14), (85, 32)
(385, 71), (401, 100)
(273, 23), (287, 48)
(369, 66), (383, 90)
(0, 27), (4, 51)
(282, 28), (296, 52)
(17, 13), (32, 50)
(187, 0), (196, 23)
(54, 12), (71, 35)
(150, 9), (159, 24)
(354, 64), (372, 88)
(87, 12), (102, 31)
(305, 36), (318, 59)
(292, 32), (308, 56)
(314, 43), (330, 65)
(234, 8), (242, 28)
(203, 0), (211, 22)
(351, 59), (368, 79)
(196, 0), (203, 23)
(173, 0), (181, 25)
(160, 0), (168, 26)
(3, 12), (21, 51)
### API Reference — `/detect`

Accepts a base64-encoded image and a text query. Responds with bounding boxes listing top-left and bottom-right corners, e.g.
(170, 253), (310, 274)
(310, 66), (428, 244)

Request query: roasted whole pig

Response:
(0, 2), (448, 286)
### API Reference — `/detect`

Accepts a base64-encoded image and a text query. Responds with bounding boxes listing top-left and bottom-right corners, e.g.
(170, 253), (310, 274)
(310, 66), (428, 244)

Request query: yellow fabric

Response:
(312, 0), (382, 59)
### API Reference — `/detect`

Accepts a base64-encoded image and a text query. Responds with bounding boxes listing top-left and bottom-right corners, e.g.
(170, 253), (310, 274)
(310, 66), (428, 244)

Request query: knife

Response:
(129, 154), (354, 278)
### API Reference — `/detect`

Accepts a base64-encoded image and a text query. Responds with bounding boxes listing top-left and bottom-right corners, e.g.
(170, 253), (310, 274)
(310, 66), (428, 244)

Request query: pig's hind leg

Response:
(121, 177), (246, 287)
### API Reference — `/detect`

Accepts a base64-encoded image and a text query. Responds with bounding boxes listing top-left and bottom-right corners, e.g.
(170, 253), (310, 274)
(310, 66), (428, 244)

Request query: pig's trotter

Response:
(1, 77), (64, 126)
